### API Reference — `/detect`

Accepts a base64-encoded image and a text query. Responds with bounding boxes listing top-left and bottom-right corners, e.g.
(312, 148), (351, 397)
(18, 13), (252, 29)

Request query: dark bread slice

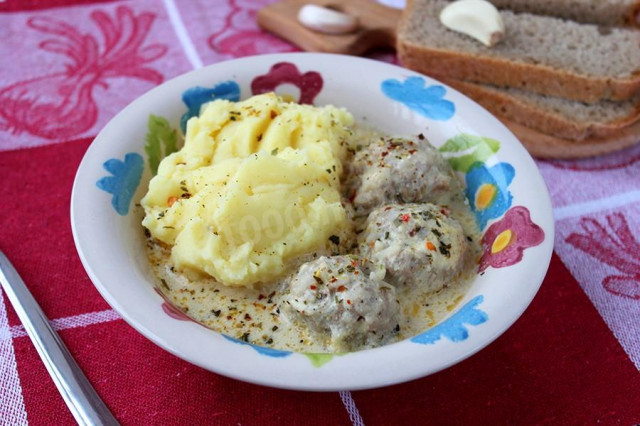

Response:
(398, 0), (640, 103)
(501, 118), (640, 158)
(442, 78), (640, 141)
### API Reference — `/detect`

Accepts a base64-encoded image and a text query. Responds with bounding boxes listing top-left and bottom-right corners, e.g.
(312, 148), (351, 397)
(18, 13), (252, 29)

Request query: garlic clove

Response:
(439, 0), (505, 47)
(297, 4), (359, 35)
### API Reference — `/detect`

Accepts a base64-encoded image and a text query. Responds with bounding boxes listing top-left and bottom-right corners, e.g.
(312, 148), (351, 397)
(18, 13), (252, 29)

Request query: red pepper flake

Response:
(440, 208), (448, 215)
(258, 294), (265, 300)
(381, 151), (389, 157)
(426, 241), (436, 251)
(346, 299), (352, 305)
(167, 196), (178, 207)
(384, 206), (392, 211)
(330, 277), (337, 283)
(350, 259), (358, 267)
(401, 213), (411, 223)
(337, 285), (347, 292)
(408, 149), (417, 155)
(244, 313), (252, 320)
(309, 285), (317, 290)
(270, 110), (277, 119)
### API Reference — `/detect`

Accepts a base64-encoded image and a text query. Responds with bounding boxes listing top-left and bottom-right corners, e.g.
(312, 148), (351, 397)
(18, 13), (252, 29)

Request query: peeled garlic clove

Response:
(439, 0), (505, 47)
(297, 4), (359, 35)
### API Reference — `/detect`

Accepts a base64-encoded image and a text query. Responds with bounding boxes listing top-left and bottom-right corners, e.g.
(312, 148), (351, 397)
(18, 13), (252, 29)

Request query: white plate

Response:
(71, 53), (554, 391)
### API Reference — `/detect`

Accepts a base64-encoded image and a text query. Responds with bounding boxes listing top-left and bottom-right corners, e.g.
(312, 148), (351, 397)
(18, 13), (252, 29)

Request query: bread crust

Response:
(471, 0), (640, 27)
(501, 118), (640, 158)
(398, 0), (640, 103)
(442, 78), (640, 141)
(627, 0), (640, 26)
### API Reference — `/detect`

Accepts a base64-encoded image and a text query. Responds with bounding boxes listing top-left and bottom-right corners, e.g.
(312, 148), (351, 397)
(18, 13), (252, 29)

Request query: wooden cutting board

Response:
(257, 0), (640, 159)
(257, 0), (401, 55)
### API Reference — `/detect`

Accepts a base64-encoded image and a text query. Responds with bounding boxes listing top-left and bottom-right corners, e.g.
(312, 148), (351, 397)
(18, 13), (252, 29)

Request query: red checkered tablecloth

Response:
(1, 1), (639, 424)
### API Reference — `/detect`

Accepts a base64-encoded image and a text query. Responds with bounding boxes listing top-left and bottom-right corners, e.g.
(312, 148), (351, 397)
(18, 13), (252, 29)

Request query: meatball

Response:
(360, 204), (469, 292)
(346, 136), (463, 215)
(281, 256), (399, 352)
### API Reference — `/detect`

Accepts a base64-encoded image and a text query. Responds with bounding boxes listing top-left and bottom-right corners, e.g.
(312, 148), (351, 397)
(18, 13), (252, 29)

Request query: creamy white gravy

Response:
(145, 128), (481, 353)
(146, 201), (480, 354)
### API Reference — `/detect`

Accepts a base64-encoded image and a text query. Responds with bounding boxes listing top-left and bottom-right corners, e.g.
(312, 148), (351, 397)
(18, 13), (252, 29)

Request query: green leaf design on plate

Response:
(145, 115), (179, 175)
(304, 353), (336, 368)
(439, 134), (500, 173)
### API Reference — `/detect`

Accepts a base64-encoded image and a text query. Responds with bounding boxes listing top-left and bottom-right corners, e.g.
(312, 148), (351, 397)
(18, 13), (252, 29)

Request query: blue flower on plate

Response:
(180, 81), (241, 133)
(96, 153), (144, 216)
(223, 335), (292, 358)
(381, 76), (455, 120)
(465, 162), (515, 229)
(411, 295), (488, 345)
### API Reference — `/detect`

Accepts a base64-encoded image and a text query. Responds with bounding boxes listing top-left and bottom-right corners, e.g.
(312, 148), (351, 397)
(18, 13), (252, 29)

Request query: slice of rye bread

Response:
(446, 0), (640, 27)
(441, 78), (640, 141)
(397, 0), (640, 103)
(500, 118), (640, 158)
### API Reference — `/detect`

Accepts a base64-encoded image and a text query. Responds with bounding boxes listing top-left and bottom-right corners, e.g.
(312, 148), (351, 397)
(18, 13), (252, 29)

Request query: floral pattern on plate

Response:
(479, 206), (545, 273)
(411, 295), (488, 344)
(251, 62), (322, 104)
(465, 162), (515, 230)
(96, 153), (144, 216)
(223, 335), (292, 358)
(442, 133), (545, 274)
(180, 80), (241, 133)
(439, 134), (501, 173)
(145, 115), (179, 176)
(381, 76), (455, 121)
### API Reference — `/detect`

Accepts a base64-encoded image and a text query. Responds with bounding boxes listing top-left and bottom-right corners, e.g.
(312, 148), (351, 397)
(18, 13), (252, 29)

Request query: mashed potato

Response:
(141, 93), (355, 287)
